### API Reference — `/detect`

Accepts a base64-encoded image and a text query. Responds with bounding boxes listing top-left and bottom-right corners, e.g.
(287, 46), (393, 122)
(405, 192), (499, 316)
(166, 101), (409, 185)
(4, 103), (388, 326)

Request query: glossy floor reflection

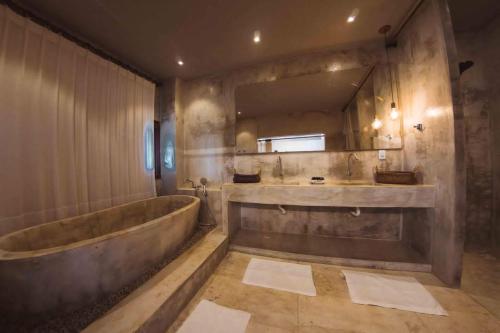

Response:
(167, 251), (500, 333)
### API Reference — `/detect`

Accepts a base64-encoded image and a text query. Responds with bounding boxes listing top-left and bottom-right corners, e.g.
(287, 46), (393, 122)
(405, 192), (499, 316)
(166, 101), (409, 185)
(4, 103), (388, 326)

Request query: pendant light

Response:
(379, 25), (399, 120)
(371, 117), (383, 130)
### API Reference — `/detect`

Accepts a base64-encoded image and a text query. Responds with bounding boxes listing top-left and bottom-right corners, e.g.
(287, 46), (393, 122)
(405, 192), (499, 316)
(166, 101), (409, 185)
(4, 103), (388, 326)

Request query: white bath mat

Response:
(242, 258), (317, 296)
(176, 300), (251, 333)
(342, 270), (447, 316)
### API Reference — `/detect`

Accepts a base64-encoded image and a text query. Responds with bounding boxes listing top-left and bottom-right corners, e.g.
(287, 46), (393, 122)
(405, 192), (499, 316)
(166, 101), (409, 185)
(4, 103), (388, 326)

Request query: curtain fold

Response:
(0, 5), (156, 236)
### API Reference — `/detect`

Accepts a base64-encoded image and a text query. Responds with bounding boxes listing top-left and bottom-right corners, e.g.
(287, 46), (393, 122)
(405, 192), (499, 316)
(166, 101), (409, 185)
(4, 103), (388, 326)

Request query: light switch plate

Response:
(378, 150), (386, 160)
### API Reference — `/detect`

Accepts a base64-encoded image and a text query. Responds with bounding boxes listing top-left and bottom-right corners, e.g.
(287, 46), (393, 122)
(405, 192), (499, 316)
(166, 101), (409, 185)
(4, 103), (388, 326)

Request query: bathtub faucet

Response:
(200, 177), (208, 196)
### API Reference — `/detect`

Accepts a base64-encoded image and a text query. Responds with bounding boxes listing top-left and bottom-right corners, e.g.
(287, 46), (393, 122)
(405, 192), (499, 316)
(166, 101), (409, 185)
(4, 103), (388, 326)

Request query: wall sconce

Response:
(414, 124), (424, 132)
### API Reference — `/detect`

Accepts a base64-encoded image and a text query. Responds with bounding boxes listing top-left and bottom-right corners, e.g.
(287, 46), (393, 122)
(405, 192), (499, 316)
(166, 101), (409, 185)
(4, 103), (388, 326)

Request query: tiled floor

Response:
(167, 251), (500, 333)
(462, 252), (500, 319)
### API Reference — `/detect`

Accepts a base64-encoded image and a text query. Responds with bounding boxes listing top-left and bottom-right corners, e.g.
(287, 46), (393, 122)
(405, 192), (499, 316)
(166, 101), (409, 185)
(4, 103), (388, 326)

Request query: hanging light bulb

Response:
(253, 30), (261, 43)
(390, 101), (399, 120)
(379, 25), (401, 123)
(371, 118), (383, 130)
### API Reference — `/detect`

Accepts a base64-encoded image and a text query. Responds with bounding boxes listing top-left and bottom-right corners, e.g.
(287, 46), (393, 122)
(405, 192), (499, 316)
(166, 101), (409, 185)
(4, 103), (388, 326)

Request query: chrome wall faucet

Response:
(346, 153), (360, 178)
(276, 155), (284, 179)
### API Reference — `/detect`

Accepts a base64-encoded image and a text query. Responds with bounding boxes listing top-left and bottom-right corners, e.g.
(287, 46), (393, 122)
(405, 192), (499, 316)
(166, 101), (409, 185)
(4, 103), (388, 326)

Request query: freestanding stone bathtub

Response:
(0, 195), (200, 317)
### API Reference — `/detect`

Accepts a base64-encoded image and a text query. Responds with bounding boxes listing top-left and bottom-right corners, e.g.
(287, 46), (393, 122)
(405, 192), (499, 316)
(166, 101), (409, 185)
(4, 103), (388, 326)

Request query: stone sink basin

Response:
(263, 181), (301, 186)
(332, 179), (374, 186)
(261, 180), (374, 186)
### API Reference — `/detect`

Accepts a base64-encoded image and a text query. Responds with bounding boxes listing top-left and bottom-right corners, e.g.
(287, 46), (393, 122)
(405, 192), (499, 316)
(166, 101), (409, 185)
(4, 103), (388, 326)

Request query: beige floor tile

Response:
(298, 295), (428, 333)
(418, 311), (500, 333)
(425, 285), (490, 314)
(201, 273), (299, 330)
(246, 319), (299, 333)
(168, 251), (500, 333)
(462, 252), (500, 319)
(299, 324), (359, 332)
(213, 251), (252, 279)
(472, 295), (500, 318)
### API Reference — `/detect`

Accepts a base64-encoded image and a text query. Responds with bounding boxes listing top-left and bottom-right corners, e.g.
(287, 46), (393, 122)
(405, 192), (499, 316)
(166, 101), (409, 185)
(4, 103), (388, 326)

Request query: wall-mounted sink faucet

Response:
(346, 153), (360, 178)
(276, 155), (284, 179)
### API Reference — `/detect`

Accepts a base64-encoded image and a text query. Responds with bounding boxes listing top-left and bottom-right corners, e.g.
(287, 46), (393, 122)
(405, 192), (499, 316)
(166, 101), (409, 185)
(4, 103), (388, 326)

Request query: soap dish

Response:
(310, 176), (325, 185)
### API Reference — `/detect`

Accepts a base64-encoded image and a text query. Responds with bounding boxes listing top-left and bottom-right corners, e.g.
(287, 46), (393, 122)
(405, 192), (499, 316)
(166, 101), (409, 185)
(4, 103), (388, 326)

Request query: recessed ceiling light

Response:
(253, 30), (261, 43)
(328, 63), (340, 72)
(177, 59), (184, 66)
(237, 111), (242, 115)
(347, 8), (359, 23)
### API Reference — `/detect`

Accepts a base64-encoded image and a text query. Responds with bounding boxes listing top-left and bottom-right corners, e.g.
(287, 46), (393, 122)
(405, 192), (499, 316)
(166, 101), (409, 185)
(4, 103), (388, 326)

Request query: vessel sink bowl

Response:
(264, 181), (301, 186)
(333, 180), (373, 185)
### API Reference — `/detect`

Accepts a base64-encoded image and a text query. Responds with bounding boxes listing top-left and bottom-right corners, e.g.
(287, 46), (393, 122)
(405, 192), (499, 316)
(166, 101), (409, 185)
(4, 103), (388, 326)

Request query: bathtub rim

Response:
(0, 195), (200, 260)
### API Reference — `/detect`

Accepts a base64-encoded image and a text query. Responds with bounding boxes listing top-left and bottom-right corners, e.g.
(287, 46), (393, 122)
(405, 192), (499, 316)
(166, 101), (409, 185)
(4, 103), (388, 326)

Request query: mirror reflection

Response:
(235, 65), (402, 154)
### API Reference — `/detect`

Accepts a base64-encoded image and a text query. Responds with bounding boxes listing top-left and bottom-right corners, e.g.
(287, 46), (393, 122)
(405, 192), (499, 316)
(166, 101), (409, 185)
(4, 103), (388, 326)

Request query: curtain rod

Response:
(0, 0), (160, 85)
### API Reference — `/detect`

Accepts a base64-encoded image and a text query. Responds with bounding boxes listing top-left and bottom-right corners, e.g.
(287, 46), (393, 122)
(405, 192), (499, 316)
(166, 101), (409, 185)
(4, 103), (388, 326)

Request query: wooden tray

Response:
(374, 170), (418, 185)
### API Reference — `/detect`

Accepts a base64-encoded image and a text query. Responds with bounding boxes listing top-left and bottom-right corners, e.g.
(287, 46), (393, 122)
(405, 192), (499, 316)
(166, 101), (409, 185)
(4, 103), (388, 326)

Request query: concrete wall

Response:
(167, 0), (465, 285)
(485, 19), (500, 258)
(157, 79), (180, 195)
(241, 205), (401, 240)
(176, 46), (405, 186)
(454, 15), (500, 255)
(397, 0), (465, 286)
(174, 45), (408, 240)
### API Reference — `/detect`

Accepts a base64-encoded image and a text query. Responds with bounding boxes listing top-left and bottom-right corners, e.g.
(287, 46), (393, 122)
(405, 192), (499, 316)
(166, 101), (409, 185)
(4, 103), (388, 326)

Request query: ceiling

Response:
(236, 67), (368, 117)
(12, 0), (417, 81)
(448, 0), (500, 32)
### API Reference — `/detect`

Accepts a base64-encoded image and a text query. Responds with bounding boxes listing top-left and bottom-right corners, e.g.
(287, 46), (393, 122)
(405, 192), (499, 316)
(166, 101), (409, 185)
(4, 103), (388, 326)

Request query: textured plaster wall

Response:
(158, 79), (178, 195)
(485, 19), (500, 257)
(455, 15), (500, 255)
(175, 45), (407, 239)
(455, 32), (492, 251)
(173, 0), (466, 283)
(241, 205), (401, 240)
(178, 45), (399, 187)
(397, 0), (465, 286)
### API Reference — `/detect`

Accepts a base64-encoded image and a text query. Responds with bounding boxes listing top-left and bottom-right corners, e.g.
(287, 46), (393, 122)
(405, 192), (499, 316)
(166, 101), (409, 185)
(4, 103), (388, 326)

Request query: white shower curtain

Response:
(0, 5), (156, 236)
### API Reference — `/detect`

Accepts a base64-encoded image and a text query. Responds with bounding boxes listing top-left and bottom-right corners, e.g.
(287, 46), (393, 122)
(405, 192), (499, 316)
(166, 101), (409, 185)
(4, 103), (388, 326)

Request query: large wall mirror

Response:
(235, 65), (402, 154)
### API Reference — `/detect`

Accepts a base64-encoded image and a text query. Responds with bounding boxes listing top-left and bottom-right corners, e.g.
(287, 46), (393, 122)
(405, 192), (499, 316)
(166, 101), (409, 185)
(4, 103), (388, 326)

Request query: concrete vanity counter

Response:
(222, 182), (436, 210)
(221, 182), (436, 271)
